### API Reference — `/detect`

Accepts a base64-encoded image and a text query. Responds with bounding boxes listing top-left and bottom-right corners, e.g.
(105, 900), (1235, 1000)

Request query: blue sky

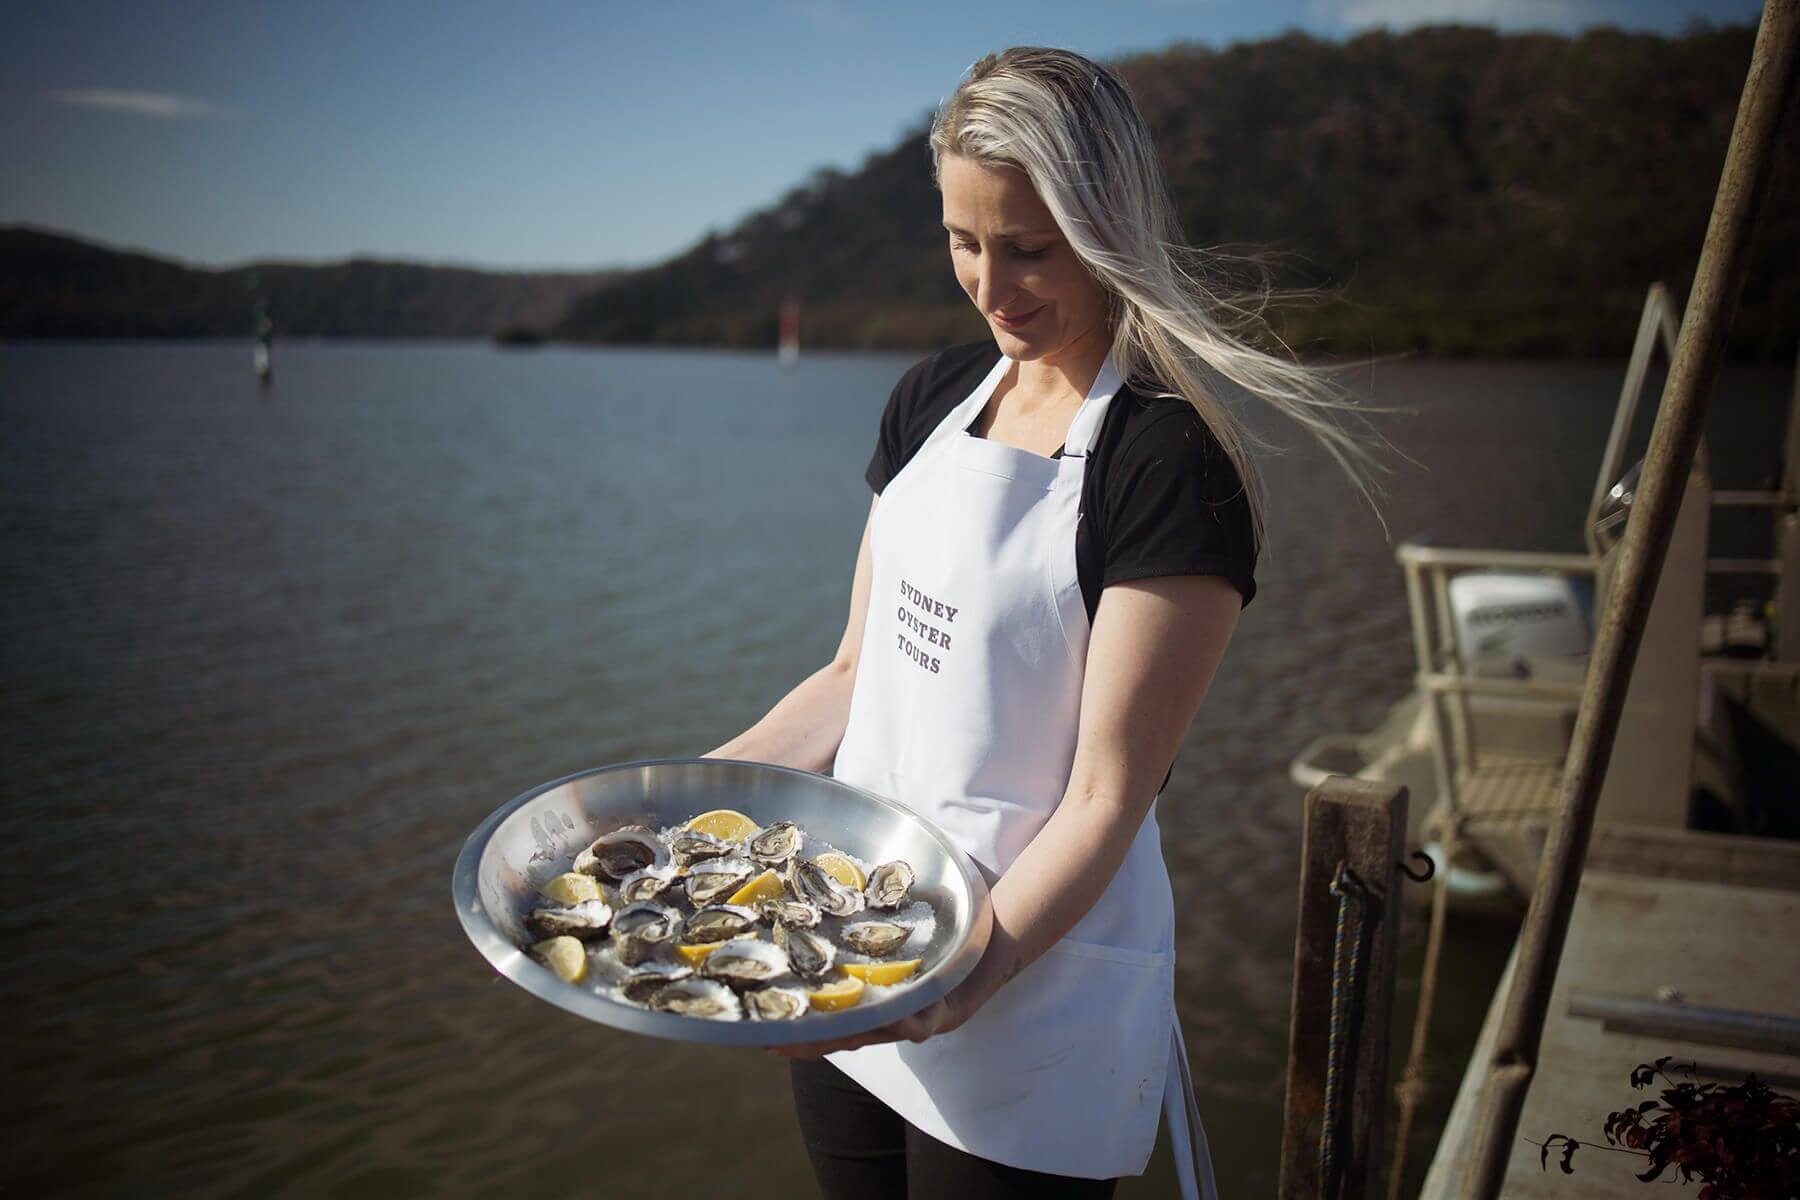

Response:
(1, 0), (1761, 272)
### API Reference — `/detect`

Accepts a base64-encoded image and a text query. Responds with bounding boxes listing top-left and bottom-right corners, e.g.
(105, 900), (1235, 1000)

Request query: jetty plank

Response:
(1422, 864), (1800, 1197)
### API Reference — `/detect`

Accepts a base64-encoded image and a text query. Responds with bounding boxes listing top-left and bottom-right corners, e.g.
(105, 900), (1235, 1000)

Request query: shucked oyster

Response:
(744, 986), (810, 1021)
(617, 865), (677, 905)
(701, 937), (790, 989)
(683, 857), (755, 906)
(746, 821), (803, 867)
(649, 977), (741, 1021)
(774, 924), (836, 981)
(575, 825), (669, 881)
(684, 903), (761, 945)
(610, 900), (680, 965)
(669, 829), (734, 868)
(842, 920), (911, 957)
(526, 898), (613, 940)
(757, 897), (821, 929)
(789, 858), (865, 918)
(864, 861), (915, 910)
(620, 960), (693, 1004)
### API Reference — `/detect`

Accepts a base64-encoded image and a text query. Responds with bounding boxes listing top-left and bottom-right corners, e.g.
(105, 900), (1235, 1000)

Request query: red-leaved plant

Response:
(1534, 1057), (1799, 1198)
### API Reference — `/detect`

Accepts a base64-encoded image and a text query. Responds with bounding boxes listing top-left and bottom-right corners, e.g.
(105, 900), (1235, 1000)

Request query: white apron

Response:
(829, 347), (1218, 1195)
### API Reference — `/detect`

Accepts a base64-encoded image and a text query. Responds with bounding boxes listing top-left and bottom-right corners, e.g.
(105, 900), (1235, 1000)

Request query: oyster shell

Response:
(574, 825), (669, 881)
(744, 986), (810, 1021)
(789, 858), (865, 918)
(746, 821), (803, 867)
(620, 961), (693, 1004)
(683, 903), (761, 945)
(669, 829), (734, 868)
(525, 897), (613, 940)
(864, 861), (915, 910)
(757, 897), (821, 929)
(701, 937), (790, 988)
(774, 924), (836, 981)
(617, 865), (677, 904)
(649, 977), (741, 1020)
(842, 920), (911, 957)
(683, 856), (755, 906)
(609, 900), (680, 966)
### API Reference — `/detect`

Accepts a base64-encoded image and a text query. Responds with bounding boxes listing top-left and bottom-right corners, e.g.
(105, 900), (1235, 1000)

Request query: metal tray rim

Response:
(451, 756), (994, 1046)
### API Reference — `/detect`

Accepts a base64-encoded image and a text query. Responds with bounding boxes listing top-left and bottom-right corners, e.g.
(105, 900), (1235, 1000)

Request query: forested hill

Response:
(557, 22), (1796, 360)
(0, 226), (624, 340)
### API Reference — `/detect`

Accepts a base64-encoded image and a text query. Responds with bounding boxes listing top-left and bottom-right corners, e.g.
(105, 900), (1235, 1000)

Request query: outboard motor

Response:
(1447, 571), (1592, 677)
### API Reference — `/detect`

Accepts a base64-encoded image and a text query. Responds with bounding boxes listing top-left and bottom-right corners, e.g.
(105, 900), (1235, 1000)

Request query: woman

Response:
(706, 46), (1379, 1200)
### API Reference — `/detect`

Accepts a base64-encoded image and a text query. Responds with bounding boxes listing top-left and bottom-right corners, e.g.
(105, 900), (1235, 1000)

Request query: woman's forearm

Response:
(970, 785), (1155, 998)
(704, 659), (860, 774)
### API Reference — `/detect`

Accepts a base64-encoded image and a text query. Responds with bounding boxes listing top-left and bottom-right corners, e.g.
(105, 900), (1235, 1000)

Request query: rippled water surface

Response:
(2, 341), (1790, 1197)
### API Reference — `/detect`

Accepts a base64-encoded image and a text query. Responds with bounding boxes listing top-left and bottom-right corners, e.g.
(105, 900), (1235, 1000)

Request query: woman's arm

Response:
(704, 494), (879, 773)
(956, 573), (1240, 1000)
(772, 571), (1241, 1056)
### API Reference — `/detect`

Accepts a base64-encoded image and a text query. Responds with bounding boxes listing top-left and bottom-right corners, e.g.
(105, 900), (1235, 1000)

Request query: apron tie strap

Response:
(1164, 1015), (1219, 1200)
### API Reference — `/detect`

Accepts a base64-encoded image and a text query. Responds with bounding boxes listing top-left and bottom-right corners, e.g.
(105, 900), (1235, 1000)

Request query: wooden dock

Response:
(1421, 825), (1800, 1197)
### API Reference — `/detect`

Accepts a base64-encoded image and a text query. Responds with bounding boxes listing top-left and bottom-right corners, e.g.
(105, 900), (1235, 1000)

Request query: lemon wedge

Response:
(684, 808), (758, 844)
(840, 959), (921, 986)
(811, 851), (866, 891)
(807, 973), (866, 1012)
(529, 936), (588, 983)
(726, 868), (784, 908)
(674, 943), (724, 967)
(539, 872), (602, 906)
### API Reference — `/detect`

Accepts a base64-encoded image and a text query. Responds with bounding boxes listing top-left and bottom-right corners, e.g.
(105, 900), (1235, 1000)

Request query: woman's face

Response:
(939, 153), (1111, 365)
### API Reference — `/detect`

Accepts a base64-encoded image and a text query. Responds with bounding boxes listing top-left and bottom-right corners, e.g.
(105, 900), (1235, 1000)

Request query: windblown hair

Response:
(930, 46), (1391, 549)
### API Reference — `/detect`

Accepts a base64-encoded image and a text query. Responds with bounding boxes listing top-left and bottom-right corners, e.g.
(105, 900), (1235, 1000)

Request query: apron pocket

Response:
(1046, 933), (1170, 970)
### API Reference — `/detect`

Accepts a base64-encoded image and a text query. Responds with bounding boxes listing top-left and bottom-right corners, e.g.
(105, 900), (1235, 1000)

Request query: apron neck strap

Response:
(1062, 348), (1124, 459)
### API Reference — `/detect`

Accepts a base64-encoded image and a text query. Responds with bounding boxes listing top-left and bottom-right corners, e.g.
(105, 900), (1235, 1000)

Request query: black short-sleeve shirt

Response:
(864, 340), (1259, 622)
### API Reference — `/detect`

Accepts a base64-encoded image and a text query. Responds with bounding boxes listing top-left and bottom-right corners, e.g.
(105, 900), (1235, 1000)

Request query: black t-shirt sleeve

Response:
(864, 355), (937, 495)
(1098, 408), (1259, 609)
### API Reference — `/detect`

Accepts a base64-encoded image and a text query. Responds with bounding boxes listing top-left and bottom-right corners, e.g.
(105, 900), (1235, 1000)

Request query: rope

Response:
(1320, 862), (1371, 1197)
(1387, 822), (1461, 1200)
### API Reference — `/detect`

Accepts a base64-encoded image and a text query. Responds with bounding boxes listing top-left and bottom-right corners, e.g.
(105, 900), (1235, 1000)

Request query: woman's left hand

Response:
(763, 975), (988, 1060)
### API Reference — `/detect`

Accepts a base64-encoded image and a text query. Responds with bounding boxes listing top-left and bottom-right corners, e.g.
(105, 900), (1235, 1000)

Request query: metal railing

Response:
(1396, 543), (1593, 820)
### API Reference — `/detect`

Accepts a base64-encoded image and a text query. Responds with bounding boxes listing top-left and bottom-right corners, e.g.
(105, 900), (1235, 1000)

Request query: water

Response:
(1, 340), (1790, 1197)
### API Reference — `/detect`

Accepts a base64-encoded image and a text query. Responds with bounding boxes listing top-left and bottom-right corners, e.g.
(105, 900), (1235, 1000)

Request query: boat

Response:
(493, 325), (547, 348)
(1287, 281), (1800, 910)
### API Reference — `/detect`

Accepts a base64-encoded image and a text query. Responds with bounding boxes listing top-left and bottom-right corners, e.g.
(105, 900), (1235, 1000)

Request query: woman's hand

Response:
(763, 967), (994, 1059)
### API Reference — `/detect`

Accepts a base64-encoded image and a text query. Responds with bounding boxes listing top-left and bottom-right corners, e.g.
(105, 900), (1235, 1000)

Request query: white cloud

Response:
(1321, 0), (1604, 33)
(50, 89), (216, 118)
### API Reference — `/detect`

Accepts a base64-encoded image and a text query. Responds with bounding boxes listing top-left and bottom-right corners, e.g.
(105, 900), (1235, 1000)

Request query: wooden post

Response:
(1280, 777), (1408, 1199)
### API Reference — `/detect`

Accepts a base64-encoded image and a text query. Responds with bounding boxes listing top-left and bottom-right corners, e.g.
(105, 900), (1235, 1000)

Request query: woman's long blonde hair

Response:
(930, 47), (1392, 550)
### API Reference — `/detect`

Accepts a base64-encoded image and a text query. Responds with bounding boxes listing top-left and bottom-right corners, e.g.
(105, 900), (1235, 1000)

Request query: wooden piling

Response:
(1279, 777), (1408, 1200)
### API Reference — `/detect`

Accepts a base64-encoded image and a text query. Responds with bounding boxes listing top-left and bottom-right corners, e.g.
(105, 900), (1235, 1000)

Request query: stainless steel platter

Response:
(451, 757), (993, 1045)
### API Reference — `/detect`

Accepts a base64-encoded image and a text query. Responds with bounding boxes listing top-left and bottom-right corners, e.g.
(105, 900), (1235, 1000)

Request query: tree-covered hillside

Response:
(0, 226), (623, 340)
(557, 23), (1796, 359)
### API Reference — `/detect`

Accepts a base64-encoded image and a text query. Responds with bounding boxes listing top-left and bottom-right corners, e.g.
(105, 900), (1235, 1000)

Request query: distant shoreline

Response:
(6, 335), (1790, 366)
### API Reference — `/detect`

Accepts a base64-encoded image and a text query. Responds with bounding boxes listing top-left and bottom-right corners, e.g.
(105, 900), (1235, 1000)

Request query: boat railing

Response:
(1396, 543), (1594, 822)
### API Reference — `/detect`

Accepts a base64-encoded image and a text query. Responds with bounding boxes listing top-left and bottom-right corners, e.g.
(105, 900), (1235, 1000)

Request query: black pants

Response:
(789, 1057), (1121, 1200)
